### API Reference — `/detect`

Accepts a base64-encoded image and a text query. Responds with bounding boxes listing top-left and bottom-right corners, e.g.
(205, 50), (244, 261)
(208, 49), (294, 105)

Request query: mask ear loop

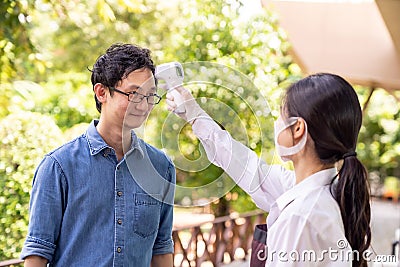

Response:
(274, 117), (308, 157)
(274, 117), (297, 153)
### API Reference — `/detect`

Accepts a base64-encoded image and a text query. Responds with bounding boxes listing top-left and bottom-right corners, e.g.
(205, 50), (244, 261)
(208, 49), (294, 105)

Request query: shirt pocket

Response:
(133, 193), (162, 238)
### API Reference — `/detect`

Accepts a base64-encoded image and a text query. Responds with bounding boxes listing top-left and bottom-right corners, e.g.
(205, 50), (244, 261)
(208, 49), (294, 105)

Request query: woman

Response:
(166, 73), (371, 266)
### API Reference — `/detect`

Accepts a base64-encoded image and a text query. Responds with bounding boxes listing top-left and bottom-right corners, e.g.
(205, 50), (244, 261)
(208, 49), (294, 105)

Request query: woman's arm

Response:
(192, 116), (292, 211)
(167, 87), (294, 211)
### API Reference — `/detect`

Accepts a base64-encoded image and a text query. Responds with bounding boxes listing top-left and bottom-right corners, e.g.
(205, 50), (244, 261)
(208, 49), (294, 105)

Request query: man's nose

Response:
(135, 98), (150, 111)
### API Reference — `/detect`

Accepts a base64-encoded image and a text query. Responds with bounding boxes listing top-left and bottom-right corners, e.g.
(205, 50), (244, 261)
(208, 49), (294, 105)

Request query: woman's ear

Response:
(292, 118), (306, 140)
(94, 83), (107, 104)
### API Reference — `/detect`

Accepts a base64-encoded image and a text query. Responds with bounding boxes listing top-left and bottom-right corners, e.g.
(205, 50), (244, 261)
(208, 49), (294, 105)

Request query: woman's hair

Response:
(89, 43), (156, 112)
(283, 73), (371, 267)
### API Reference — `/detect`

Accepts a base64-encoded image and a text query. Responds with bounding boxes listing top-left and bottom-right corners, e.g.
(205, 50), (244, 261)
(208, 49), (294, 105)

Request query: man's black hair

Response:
(89, 43), (156, 113)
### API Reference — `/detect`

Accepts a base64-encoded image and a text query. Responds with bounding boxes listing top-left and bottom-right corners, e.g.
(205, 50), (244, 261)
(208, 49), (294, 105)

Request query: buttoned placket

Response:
(113, 161), (125, 266)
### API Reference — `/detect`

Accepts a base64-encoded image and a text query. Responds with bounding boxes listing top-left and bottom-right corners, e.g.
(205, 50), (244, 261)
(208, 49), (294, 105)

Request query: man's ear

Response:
(93, 83), (108, 104)
(292, 118), (306, 140)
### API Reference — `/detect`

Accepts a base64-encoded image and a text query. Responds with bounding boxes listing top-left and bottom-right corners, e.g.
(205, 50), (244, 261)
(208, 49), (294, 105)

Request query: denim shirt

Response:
(21, 120), (176, 267)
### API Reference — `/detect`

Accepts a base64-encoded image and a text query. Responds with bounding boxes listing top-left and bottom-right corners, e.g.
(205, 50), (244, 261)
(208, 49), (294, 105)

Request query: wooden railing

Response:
(0, 260), (23, 267)
(0, 210), (266, 267)
(172, 210), (266, 267)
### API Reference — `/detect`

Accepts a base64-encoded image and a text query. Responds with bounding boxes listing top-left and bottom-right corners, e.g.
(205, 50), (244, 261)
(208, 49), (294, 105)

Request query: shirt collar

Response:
(276, 168), (338, 212)
(86, 120), (110, 156)
(127, 130), (144, 158)
(86, 120), (144, 158)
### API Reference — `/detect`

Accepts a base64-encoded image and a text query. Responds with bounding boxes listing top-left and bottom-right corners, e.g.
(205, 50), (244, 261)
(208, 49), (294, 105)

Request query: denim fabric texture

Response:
(21, 120), (176, 267)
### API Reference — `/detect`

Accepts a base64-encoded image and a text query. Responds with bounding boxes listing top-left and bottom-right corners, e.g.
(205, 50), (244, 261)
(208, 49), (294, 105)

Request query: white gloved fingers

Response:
(165, 86), (210, 124)
(165, 93), (188, 120)
(166, 92), (174, 101)
(175, 86), (195, 102)
(166, 99), (177, 109)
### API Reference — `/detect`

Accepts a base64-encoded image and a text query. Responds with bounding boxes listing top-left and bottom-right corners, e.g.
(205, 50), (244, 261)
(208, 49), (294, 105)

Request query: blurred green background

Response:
(1, 0), (399, 260)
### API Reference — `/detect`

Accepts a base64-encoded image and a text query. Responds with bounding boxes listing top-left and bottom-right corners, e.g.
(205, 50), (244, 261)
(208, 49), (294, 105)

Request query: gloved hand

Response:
(165, 86), (209, 124)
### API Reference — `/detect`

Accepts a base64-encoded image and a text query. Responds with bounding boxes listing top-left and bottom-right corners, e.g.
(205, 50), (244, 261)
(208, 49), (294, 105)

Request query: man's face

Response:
(105, 68), (157, 130)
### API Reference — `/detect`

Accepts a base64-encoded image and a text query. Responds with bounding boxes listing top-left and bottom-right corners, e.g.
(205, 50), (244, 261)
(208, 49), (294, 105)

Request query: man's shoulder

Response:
(47, 133), (88, 160)
(35, 133), (88, 177)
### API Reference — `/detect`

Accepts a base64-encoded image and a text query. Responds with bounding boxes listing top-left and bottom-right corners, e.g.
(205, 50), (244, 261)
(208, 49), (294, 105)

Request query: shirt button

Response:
(117, 191), (123, 197)
(116, 165), (120, 170)
(117, 247), (122, 253)
(117, 219), (122, 225)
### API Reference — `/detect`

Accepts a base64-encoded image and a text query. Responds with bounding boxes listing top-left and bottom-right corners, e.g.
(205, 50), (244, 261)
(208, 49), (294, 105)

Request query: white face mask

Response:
(274, 116), (308, 162)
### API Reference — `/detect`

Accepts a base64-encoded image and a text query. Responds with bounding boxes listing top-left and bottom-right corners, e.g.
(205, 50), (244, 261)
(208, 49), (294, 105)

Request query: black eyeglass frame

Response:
(109, 86), (162, 105)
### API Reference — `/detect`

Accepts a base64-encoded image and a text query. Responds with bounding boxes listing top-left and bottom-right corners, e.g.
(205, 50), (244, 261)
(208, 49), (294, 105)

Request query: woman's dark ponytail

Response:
(336, 155), (371, 267)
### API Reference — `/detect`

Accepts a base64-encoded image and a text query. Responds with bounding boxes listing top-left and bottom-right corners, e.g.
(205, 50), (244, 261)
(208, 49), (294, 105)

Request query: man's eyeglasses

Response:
(109, 87), (162, 105)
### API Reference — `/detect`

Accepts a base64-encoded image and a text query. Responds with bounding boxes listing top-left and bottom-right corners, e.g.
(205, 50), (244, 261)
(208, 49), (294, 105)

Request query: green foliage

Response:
(28, 72), (98, 130)
(0, 111), (63, 260)
(63, 122), (90, 142)
(0, 0), (50, 83)
(357, 88), (400, 180)
(1, 75), (98, 130)
(28, 0), (168, 76)
(0, 83), (14, 118)
(0, 0), (32, 82)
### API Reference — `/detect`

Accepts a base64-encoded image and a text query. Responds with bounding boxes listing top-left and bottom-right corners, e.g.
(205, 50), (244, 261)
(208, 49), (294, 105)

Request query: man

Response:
(21, 43), (175, 267)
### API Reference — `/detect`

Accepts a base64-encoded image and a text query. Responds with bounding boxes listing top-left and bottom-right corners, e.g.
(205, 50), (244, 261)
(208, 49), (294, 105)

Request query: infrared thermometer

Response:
(155, 62), (186, 114)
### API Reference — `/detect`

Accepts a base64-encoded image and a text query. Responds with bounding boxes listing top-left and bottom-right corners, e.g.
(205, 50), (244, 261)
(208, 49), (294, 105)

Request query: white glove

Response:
(165, 86), (209, 124)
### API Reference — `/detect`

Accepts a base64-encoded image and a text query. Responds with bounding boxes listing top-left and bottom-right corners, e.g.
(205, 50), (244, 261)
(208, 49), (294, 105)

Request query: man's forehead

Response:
(122, 69), (155, 88)
(127, 68), (153, 78)
(124, 84), (157, 92)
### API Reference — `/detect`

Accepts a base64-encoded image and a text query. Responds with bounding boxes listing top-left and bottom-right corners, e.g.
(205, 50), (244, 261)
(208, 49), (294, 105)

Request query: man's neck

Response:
(96, 120), (132, 161)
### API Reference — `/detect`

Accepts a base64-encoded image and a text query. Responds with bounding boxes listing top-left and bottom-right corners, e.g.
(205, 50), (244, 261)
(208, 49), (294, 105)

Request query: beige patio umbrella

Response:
(262, 0), (400, 105)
